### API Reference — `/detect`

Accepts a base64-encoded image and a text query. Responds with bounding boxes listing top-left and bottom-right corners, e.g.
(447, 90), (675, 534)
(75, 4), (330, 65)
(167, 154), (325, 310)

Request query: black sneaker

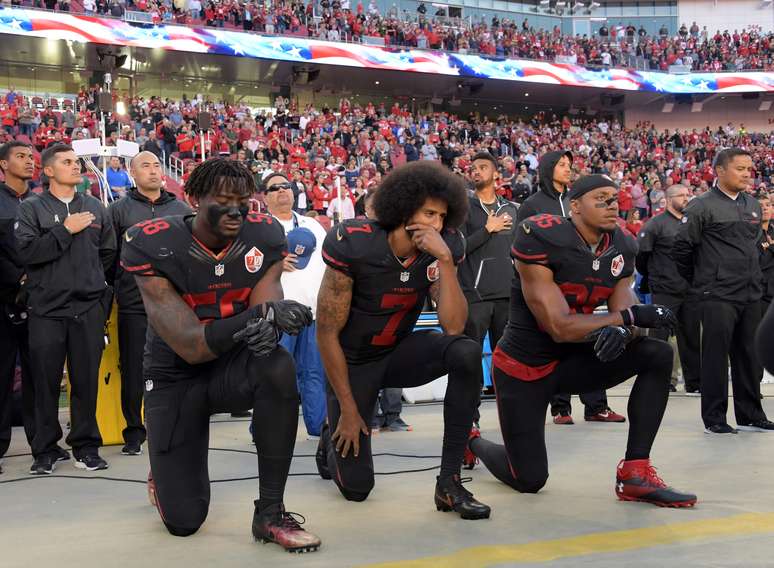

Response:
(704, 423), (738, 434)
(121, 441), (143, 455)
(315, 424), (331, 480)
(30, 455), (55, 475)
(737, 419), (774, 432)
(382, 417), (413, 432)
(669, 384), (678, 393)
(434, 474), (491, 520)
(685, 387), (701, 397)
(74, 453), (109, 471)
(231, 410), (252, 418)
(54, 446), (71, 462)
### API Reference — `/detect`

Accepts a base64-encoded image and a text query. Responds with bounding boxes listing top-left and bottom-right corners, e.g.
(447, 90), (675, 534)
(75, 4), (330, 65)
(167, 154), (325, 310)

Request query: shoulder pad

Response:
(613, 226), (639, 256)
(520, 214), (576, 248)
(243, 212), (286, 251)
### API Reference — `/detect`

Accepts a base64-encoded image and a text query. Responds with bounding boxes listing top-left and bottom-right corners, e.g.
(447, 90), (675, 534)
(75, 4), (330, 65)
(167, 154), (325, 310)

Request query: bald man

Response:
(636, 185), (701, 394)
(108, 152), (191, 455)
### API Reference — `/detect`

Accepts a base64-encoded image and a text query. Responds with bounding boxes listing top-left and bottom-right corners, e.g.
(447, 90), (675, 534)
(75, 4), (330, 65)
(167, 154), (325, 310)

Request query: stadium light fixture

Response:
(662, 102), (674, 113)
(760, 100), (773, 112)
(691, 102), (703, 113)
(572, 1), (584, 9)
(589, 1), (600, 8)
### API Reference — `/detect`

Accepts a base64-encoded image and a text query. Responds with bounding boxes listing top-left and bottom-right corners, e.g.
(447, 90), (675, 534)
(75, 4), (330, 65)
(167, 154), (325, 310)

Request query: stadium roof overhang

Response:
(0, 6), (771, 112)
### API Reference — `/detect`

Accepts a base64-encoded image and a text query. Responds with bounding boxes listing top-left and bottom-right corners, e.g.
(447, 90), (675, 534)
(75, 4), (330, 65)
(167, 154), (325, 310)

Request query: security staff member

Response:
(673, 148), (773, 434)
(636, 185), (701, 394)
(516, 151), (623, 424)
(109, 151), (190, 455)
(459, 152), (517, 431)
(0, 141), (39, 471)
(15, 144), (117, 474)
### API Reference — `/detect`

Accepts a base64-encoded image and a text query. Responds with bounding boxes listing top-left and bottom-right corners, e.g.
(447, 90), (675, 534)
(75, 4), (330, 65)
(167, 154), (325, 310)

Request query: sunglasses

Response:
(265, 182), (292, 193)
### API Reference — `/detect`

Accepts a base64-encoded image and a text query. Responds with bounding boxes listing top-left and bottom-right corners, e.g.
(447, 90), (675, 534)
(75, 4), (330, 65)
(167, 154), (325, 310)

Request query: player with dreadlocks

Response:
(120, 158), (321, 552)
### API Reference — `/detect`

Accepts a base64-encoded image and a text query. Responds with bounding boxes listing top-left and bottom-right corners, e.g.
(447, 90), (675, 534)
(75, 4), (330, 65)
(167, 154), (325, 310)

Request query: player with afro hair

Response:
(371, 161), (469, 231)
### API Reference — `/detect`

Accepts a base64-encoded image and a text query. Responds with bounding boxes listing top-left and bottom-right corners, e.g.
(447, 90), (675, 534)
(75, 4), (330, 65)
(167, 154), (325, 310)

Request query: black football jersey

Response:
(498, 214), (638, 367)
(120, 213), (287, 380)
(322, 219), (465, 365)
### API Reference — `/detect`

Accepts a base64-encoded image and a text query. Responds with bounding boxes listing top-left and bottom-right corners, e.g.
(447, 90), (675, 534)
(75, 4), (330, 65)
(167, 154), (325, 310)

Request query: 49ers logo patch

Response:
(427, 260), (440, 282)
(244, 246), (264, 273)
(610, 254), (625, 277)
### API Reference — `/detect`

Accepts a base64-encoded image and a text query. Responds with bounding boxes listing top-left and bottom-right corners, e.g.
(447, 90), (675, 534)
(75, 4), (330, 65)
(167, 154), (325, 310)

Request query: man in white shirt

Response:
(263, 172), (328, 438)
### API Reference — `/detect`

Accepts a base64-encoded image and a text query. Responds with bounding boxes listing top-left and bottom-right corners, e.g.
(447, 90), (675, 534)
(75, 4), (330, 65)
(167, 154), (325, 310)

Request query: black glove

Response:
(264, 300), (313, 336)
(621, 304), (677, 333)
(233, 317), (279, 357)
(638, 275), (650, 294)
(592, 326), (632, 363)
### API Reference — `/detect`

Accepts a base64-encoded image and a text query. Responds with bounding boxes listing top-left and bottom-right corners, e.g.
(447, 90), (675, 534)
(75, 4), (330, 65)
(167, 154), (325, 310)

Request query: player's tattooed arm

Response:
(518, 262), (626, 343)
(316, 267), (369, 458)
(136, 275), (218, 365)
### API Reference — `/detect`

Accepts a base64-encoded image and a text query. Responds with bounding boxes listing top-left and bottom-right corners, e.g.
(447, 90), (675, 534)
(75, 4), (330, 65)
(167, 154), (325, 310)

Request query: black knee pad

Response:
(164, 522), (200, 537)
(261, 348), (299, 400)
(641, 338), (674, 377)
(444, 337), (482, 377)
(339, 487), (371, 502)
(516, 473), (548, 494)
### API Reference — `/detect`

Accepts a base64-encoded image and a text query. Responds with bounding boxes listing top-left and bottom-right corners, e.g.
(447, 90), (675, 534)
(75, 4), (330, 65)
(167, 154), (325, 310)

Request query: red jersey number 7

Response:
(371, 292), (419, 346)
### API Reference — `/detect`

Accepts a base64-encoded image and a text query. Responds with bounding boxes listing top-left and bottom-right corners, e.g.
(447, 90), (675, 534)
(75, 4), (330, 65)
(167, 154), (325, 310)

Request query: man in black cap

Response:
(517, 150), (623, 425)
(636, 184), (701, 395)
(469, 174), (696, 508)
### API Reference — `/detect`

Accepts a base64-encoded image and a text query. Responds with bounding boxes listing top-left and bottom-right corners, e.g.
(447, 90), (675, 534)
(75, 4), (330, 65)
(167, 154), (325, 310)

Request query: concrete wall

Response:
(678, 0), (774, 34)
(625, 97), (774, 131)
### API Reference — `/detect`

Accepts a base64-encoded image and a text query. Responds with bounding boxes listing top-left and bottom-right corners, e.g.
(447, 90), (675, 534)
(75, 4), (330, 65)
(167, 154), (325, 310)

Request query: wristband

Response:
(204, 304), (263, 356)
(620, 308), (633, 327)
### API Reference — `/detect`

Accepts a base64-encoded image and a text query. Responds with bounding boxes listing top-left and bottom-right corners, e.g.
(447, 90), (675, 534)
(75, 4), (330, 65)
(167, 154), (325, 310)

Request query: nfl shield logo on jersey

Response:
(214, 263), (225, 277)
(244, 246), (264, 274)
(400, 271), (410, 282)
(610, 254), (625, 277)
(427, 260), (440, 282)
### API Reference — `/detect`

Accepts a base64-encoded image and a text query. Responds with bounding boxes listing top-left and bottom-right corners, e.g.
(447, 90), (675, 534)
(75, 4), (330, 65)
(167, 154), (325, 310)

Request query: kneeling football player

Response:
(121, 159), (321, 551)
(470, 174), (697, 508)
(315, 161), (490, 519)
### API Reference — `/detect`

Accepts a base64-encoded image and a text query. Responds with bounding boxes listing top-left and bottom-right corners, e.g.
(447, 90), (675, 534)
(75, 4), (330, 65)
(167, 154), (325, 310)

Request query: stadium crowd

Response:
(1, 86), (771, 232)
(12, 0), (774, 71)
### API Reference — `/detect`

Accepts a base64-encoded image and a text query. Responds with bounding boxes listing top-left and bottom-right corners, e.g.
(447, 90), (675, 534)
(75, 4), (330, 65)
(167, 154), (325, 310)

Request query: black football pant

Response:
(145, 346), (298, 537)
(651, 293), (701, 391)
(699, 301), (766, 428)
(464, 299), (509, 423)
(323, 331), (481, 501)
(118, 312), (147, 446)
(29, 303), (104, 458)
(472, 338), (671, 493)
(0, 305), (35, 457)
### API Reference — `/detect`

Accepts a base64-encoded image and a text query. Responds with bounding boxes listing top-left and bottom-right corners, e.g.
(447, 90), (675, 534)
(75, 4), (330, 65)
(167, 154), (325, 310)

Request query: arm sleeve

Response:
(672, 201), (704, 283)
(14, 201), (74, 266)
(0, 217), (21, 289)
(463, 211), (492, 254)
(443, 229), (466, 265)
(120, 225), (161, 278)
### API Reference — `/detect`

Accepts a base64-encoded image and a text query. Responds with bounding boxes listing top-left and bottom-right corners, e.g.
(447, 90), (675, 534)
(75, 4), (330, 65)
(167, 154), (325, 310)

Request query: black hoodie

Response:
(109, 188), (191, 314)
(515, 150), (573, 222)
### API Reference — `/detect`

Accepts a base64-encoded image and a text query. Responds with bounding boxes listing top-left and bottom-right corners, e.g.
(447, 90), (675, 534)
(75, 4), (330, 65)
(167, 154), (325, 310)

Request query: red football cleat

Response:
(463, 426), (481, 470)
(553, 412), (574, 425)
(615, 459), (697, 508)
(586, 407), (626, 423)
(252, 503), (321, 553)
(147, 470), (157, 508)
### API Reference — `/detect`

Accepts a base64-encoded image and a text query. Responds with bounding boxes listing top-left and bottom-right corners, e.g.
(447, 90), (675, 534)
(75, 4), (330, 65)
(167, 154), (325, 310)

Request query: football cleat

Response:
(434, 474), (491, 520)
(615, 459), (697, 508)
(252, 503), (321, 553)
(463, 426), (481, 470)
(586, 407), (626, 423)
(553, 412), (574, 425)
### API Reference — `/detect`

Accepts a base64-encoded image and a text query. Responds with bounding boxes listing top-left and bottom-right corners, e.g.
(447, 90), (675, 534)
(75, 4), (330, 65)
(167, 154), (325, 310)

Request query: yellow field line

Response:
(363, 512), (774, 568)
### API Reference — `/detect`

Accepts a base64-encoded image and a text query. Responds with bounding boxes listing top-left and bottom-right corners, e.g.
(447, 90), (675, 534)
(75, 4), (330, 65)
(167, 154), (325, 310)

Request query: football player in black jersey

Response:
(469, 175), (698, 508)
(120, 159), (321, 552)
(315, 161), (491, 519)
